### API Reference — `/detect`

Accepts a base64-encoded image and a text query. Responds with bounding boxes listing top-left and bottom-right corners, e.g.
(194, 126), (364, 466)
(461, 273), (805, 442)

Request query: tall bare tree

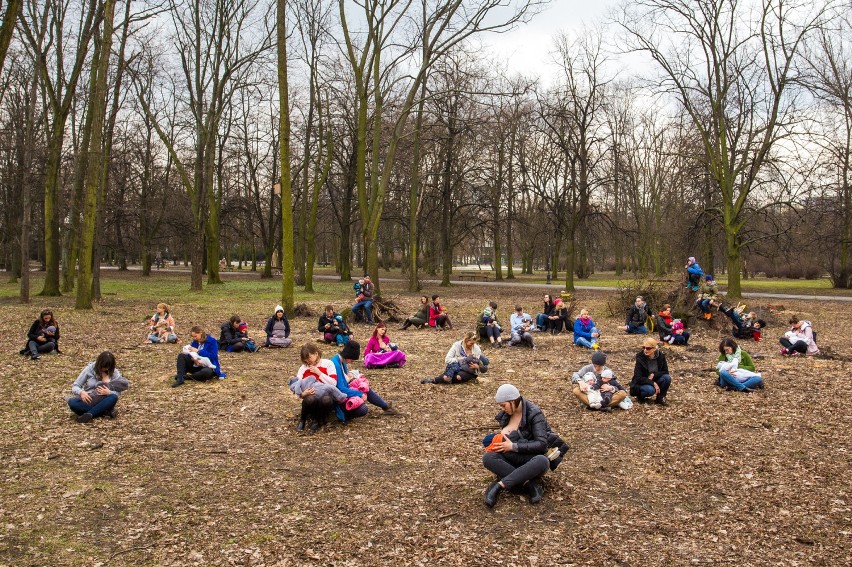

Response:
(19, 0), (99, 296)
(618, 0), (831, 297)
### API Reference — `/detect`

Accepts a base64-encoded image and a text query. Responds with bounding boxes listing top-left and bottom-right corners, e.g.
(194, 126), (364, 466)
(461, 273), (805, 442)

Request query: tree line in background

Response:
(0, 0), (849, 311)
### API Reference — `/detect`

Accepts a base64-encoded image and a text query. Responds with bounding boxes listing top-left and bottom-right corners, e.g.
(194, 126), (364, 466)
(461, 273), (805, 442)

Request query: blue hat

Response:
(705, 274), (714, 281)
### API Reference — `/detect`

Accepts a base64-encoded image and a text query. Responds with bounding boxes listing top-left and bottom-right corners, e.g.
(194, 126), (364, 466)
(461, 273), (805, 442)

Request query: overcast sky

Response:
(482, 0), (626, 84)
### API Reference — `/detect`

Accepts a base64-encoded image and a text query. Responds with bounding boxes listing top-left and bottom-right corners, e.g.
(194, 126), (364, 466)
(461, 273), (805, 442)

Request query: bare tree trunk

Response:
(76, 0), (116, 309)
(277, 0), (294, 311)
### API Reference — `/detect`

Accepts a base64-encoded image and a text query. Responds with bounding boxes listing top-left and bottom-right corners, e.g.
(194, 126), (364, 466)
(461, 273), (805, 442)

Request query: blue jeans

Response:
(630, 373), (671, 400)
(574, 326), (598, 348)
(719, 370), (763, 391)
(352, 300), (373, 323)
(697, 299), (713, 313)
(626, 323), (647, 334)
(535, 314), (548, 330)
(68, 393), (119, 418)
(344, 389), (389, 419)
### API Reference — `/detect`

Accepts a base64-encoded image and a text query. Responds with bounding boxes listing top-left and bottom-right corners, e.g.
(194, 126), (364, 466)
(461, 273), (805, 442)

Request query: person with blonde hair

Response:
(630, 337), (672, 405)
(147, 303), (177, 343)
(420, 331), (489, 384)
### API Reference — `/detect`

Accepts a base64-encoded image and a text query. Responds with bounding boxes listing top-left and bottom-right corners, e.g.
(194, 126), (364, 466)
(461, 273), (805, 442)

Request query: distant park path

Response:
(116, 266), (852, 303)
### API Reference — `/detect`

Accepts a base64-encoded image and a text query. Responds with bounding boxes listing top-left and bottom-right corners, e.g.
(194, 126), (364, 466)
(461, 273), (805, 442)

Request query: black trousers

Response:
(176, 353), (216, 380)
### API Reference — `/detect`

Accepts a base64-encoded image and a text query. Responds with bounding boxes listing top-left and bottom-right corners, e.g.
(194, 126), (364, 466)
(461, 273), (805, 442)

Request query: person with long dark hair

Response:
(68, 351), (130, 423)
(716, 338), (763, 392)
(21, 309), (60, 360)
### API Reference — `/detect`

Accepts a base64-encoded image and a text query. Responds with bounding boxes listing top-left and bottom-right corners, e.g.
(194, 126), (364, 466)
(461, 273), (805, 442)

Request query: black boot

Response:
(171, 375), (185, 388)
(527, 480), (543, 504)
(484, 481), (502, 507)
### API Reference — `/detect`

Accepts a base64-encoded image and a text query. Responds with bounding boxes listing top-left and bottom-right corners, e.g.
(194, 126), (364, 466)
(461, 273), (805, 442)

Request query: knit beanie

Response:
(591, 351), (607, 366)
(705, 274), (714, 281)
(495, 384), (521, 403)
(340, 340), (360, 360)
(687, 256), (696, 264)
(274, 305), (284, 314)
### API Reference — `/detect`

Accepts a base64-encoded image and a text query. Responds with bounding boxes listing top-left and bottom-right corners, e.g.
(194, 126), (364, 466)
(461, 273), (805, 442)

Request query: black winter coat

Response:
(631, 350), (670, 388)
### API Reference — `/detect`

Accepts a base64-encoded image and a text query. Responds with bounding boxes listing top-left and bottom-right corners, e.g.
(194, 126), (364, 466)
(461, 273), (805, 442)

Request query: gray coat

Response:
(70, 362), (130, 400)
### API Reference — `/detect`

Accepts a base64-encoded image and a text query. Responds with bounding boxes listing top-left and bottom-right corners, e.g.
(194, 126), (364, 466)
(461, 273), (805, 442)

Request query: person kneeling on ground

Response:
(68, 351), (130, 423)
(570, 351), (628, 411)
(482, 384), (568, 507)
(421, 332), (489, 384)
(630, 337), (672, 405)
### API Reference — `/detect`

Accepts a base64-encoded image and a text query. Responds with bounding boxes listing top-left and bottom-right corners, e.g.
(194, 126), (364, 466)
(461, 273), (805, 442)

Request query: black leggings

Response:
(300, 394), (335, 422)
(176, 353), (216, 380)
(779, 338), (807, 354)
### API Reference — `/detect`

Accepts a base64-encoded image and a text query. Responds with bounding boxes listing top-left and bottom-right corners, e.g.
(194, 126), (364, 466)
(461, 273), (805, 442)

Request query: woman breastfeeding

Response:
(363, 323), (407, 369)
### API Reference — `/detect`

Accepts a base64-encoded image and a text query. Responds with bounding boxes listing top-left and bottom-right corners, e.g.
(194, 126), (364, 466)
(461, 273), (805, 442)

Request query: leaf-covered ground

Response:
(0, 273), (849, 566)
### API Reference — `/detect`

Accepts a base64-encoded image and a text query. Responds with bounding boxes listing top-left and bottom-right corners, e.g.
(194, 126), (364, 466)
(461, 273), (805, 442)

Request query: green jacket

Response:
(716, 347), (755, 374)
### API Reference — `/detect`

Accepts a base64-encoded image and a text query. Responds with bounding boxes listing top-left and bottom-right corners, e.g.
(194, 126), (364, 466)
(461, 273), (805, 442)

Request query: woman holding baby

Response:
(171, 326), (225, 387)
(21, 308), (61, 360)
(716, 338), (763, 392)
(146, 303), (177, 343)
(67, 351), (130, 422)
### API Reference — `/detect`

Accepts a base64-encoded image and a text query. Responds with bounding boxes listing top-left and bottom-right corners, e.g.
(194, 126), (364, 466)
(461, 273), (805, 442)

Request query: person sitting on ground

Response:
(477, 301), (504, 346)
(400, 295), (430, 330)
(421, 331), (489, 384)
(146, 303), (177, 344)
(21, 309), (61, 360)
(264, 305), (292, 348)
(535, 294), (556, 331)
(779, 315), (819, 356)
(548, 298), (568, 334)
(685, 256), (704, 291)
(696, 274), (721, 320)
(630, 337), (672, 405)
(509, 305), (535, 348)
(318, 305), (351, 345)
(716, 337), (763, 392)
(289, 343), (341, 433)
(172, 326), (225, 387)
(570, 351), (628, 410)
(427, 294), (452, 330)
(352, 275), (375, 324)
(623, 296), (651, 334)
(219, 315), (255, 352)
(68, 351), (130, 423)
(573, 308), (601, 350)
(482, 384), (567, 507)
(363, 322), (407, 368)
(330, 341), (399, 421)
(656, 304), (690, 345)
(719, 304), (765, 341)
